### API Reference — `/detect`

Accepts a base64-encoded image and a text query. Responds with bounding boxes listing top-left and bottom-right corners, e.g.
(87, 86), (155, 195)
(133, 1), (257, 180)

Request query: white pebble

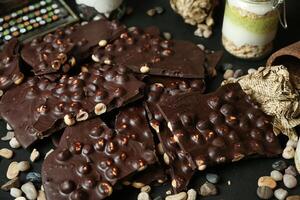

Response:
(10, 187), (22, 198)
(286, 139), (298, 149)
(0, 148), (14, 159)
(197, 44), (205, 50)
(187, 188), (197, 200)
(247, 68), (256, 74)
(282, 146), (295, 159)
(166, 192), (187, 200)
(30, 149), (40, 162)
(21, 182), (37, 200)
(223, 69), (234, 80)
(15, 197), (26, 200)
(137, 191), (150, 200)
(274, 188), (288, 200)
(270, 170), (283, 181)
(7, 161), (20, 179)
(283, 174), (297, 189)
(6, 123), (13, 130)
(18, 161), (30, 172)
(9, 137), (21, 149)
(141, 185), (151, 193)
(1, 131), (14, 141)
(258, 66), (265, 71)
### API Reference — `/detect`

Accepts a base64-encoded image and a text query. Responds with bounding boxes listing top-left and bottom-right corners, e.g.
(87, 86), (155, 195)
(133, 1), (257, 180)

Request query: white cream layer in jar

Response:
(222, 0), (279, 58)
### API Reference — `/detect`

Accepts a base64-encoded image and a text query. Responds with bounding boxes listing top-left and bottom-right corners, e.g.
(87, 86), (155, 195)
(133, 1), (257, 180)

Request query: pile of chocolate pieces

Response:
(0, 19), (282, 200)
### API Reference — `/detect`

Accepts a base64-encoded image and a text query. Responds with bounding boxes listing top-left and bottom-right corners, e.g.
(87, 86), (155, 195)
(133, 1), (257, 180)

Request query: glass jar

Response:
(222, 0), (284, 59)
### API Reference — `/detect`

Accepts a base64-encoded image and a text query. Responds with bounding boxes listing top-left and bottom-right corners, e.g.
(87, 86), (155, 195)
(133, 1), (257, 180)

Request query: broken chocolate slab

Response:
(42, 118), (157, 200)
(158, 121), (195, 193)
(93, 26), (207, 78)
(0, 38), (24, 93)
(21, 19), (125, 75)
(158, 83), (282, 171)
(0, 64), (144, 148)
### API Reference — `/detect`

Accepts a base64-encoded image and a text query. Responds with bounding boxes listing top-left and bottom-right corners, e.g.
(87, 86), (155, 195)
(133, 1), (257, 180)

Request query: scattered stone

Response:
(45, 149), (54, 158)
(15, 197), (26, 200)
(21, 182), (37, 200)
(223, 69), (234, 80)
(283, 174), (297, 189)
(146, 9), (156, 16)
(286, 195), (300, 200)
(258, 66), (265, 71)
(233, 69), (243, 78)
(154, 6), (164, 14)
(199, 182), (218, 197)
(272, 160), (287, 171)
(137, 191), (150, 200)
(18, 161), (30, 172)
(257, 186), (273, 199)
(222, 63), (233, 71)
(282, 146), (295, 159)
(206, 173), (220, 184)
(166, 192), (187, 200)
(227, 180), (231, 185)
(274, 188), (288, 200)
(286, 139), (298, 148)
(7, 161), (20, 179)
(187, 188), (197, 200)
(141, 185), (151, 193)
(163, 32), (172, 40)
(166, 190), (172, 195)
(10, 187), (22, 198)
(1, 131), (14, 141)
(1, 177), (20, 191)
(257, 176), (277, 189)
(6, 123), (13, 130)
(285, 165), (297, 176)
(37, 190), (46, 200)
(0, 148), (13, 159)
(26, 172), (42, 183)
(270, 170), (283, 181)
(30, 148), (40, 162)
(9, 137), (21, 149)
(248, 68), (256, 74)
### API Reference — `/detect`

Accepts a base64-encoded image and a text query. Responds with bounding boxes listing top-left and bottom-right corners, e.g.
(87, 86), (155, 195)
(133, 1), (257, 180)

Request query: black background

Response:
(1, 0), (300, 199)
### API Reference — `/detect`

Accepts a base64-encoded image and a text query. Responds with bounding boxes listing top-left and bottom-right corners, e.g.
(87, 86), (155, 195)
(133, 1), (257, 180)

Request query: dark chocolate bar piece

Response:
(93, 26), (207, 78)
(21, 19), (125, 75)
(42, 118), (157, 200)
(0, 38), (24, 93)
(0, 64), (144, 148)
(158, 83), (282, 171)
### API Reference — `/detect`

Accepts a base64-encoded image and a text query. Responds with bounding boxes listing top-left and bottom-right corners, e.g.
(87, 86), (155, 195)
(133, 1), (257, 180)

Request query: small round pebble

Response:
(199, 182), (218, 197)
(286, 195), (300, 200)
(222, 63), (233, 71)
(258, 176), (277, 189)
(10, 187), (22, 198)
(137, 191), (150, 200)
(163, 32), (172, 40)
(9, 137), (21, 149)
(7, 161), (20, 179)
(166, 192), (187, 200)
(233, 69), (243, 78)
(257, 186), (273, 199)
(187, 189), (197, 200)
(21, 182), (37, 200)
(154, 6), (164, 14)
(37, 190), (46, 200)
(282, 146), (295, 159)
(248, 68), (257, 74)
(30, 148), (40, 162)
(18, 161), (30, 172)
(146, 9), (156, 16)
(0, 148), (14, 159)
(1, 131), (14, 141)
(141, 185), (151, 193)
(274, 188), (288, 200)
(270, 170), (283, 181)
(206, 173), (220, 184)
(285, 165), (297, 176)
(15, 197), (26, 200)
(283, 174), (297, 189)
(26, 172), (42, 183)
(272, 160), (287, 171)
(1, 177), (20, 191)
(223, 69), (234, 80)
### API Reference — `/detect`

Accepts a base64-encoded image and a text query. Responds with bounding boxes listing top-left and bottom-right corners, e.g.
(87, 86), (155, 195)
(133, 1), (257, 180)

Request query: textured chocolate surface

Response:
(0, 64), (144, 148)
(0, 38), (24, 93)
(21, 19), (125, 75)
(93, 26), (208, 78)
(158, 83), (282, 171)
(42, 118), (157, 200)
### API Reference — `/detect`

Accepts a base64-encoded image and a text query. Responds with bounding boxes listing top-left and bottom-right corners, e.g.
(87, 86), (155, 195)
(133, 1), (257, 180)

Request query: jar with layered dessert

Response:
(222, 0), (286, 59)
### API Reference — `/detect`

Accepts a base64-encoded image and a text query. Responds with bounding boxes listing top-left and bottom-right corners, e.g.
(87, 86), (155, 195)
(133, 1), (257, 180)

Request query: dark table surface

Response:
(1, 0), (300, 199)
